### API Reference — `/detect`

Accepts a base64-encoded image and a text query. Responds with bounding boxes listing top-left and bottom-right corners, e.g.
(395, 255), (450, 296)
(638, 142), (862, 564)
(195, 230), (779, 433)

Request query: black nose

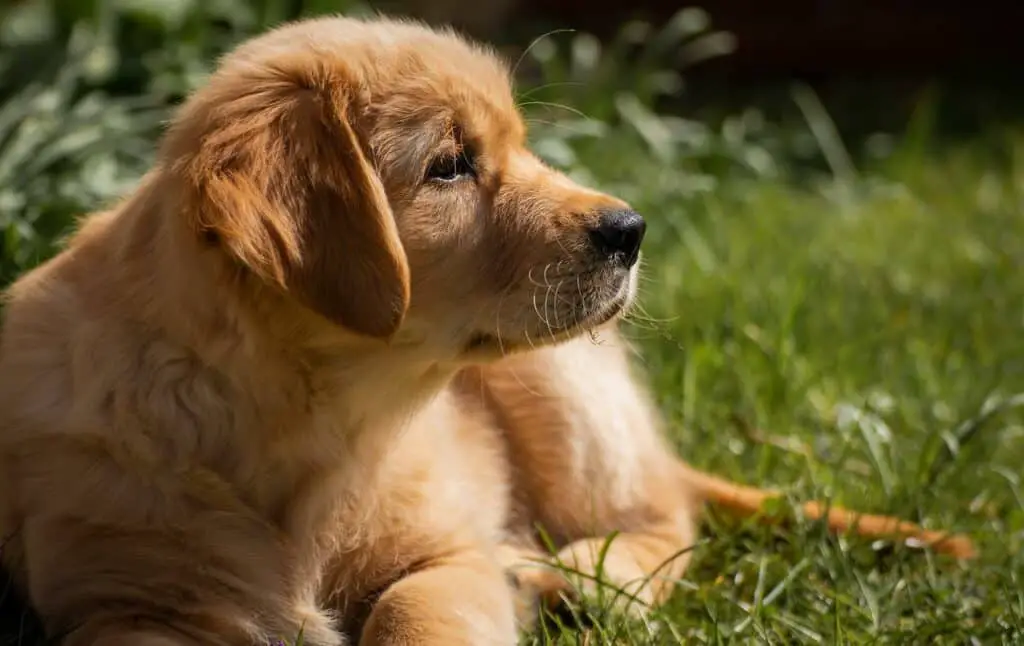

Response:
(589, 209), (646, 268)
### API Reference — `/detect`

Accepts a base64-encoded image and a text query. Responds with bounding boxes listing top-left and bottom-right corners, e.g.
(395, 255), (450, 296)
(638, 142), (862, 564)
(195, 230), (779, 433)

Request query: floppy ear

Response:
(165, 61), (410, 339)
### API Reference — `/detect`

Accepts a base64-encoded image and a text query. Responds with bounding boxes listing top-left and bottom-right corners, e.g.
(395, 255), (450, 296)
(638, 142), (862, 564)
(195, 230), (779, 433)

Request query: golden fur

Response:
(0, 16), (695, 646)
(0, 15), (974, 646)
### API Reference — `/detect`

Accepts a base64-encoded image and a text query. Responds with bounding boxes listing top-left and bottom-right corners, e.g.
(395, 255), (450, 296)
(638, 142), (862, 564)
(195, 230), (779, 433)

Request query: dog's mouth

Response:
(464, 332), (502, 353)
(463, 269), (636, 357)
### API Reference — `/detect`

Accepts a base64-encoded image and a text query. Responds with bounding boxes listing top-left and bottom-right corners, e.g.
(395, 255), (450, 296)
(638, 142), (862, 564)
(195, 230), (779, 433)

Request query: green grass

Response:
(2, 2), (1024, 644)
(517, 128), (1024, 643)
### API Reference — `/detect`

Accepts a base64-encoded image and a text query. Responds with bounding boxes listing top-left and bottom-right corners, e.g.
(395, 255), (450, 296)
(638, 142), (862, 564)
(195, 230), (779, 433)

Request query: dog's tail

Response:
(678, 462), (977, 559)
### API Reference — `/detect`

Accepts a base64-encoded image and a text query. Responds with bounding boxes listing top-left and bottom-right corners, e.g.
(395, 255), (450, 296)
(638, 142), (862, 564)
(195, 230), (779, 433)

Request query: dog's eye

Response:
(426, 151), (474, 183)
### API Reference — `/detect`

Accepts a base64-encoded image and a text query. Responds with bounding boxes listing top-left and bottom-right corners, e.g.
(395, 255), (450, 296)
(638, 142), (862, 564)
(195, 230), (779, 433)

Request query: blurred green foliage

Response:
(0, 0), (783, 286)
(0, 0), (373, 284)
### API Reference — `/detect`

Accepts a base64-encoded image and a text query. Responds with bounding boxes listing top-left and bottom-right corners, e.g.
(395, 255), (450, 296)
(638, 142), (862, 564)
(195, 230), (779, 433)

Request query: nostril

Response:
(589, 209), (646, 268)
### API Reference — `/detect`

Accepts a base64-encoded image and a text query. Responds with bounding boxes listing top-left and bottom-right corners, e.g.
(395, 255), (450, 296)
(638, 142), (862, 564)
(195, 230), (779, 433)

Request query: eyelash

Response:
(425, 150), (476, 183)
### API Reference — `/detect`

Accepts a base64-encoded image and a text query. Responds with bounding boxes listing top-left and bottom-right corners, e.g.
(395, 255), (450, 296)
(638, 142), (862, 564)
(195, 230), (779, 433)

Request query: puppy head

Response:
(161, 17), (643, 356)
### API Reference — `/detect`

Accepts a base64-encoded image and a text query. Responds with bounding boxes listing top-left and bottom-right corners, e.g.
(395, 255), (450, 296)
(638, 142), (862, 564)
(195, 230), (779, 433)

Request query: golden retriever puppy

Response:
(0, 15), (693, 646)
(0, 14), (976, 646)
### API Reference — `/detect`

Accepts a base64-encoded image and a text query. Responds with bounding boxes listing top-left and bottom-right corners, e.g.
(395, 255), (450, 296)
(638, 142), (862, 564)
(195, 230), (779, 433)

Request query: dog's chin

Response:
(460, 269), (638, 361)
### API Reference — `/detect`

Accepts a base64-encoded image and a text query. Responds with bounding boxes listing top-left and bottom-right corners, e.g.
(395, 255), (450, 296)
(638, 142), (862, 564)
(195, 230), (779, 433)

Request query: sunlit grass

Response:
(518, 129), (1024, 644)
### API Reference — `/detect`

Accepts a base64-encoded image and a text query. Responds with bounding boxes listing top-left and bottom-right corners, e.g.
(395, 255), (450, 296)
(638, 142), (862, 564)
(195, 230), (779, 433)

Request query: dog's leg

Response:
(9, 438), (341, 646)
(19, 511), (340, 646)
(358, 549), (517, 646)
(465, 325), (699, 617)
(475, 325), (978, 623)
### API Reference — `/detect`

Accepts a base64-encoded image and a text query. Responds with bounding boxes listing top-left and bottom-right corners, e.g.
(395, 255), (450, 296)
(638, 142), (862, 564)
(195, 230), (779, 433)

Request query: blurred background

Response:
(0, 0), (1021, 284)
(1, 1), (1022, 644)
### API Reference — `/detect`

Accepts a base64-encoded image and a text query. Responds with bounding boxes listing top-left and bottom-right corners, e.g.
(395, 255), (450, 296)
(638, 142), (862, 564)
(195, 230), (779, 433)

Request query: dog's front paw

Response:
(497, 544), (578, 630)
(499, 537), (676, 628)
(358, 551), (518, 646)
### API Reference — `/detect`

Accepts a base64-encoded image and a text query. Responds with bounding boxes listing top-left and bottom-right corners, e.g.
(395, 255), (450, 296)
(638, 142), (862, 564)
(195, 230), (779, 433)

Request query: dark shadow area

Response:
(0, 567), (44, 646)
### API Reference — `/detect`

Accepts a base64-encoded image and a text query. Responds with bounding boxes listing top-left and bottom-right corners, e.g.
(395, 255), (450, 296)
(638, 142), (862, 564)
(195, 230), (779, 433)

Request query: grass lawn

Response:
(520, 125), (1024, 643)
